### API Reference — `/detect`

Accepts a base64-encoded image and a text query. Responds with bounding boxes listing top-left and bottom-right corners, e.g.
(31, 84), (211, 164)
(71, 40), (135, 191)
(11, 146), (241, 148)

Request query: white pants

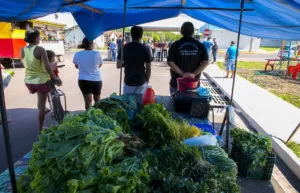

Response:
(123, 82), (148, 95)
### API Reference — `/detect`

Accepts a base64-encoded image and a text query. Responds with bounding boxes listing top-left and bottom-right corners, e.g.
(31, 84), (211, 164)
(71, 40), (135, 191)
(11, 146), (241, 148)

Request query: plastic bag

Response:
(2, 69), (14, 89)
(196, 87), (210, 97)
(184, 135), (218, 147)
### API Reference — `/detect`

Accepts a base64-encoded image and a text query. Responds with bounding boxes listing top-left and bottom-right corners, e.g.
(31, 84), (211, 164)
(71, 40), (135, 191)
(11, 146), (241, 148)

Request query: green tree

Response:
(153, 34), (160, 42)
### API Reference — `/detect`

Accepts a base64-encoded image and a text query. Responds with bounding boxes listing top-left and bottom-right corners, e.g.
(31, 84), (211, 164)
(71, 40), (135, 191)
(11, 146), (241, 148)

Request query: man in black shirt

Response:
(167, 22), (209, 95)
(117, 26), (151, 94)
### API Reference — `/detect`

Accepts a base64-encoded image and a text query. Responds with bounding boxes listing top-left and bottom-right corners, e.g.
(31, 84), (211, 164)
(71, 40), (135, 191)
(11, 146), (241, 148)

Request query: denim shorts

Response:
(226, 59), (236, 71)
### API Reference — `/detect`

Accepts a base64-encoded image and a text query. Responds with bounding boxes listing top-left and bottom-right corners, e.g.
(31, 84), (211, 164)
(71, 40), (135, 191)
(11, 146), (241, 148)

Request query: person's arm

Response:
(192, 60), (209, 76)
(168, 61), (184, 76)
(97, 51), (103, 68)
(145, 46), (152, 82)
(73, 53), (79, 69)
(116, 48), (123, 69)
(191, 45), (209, 77)
(167, 43), (184, 76)
(225, 49), (229, 60)
(145, 62), (151, 82)
(38, 47), (61, 83)
(20, 48), (25, 65)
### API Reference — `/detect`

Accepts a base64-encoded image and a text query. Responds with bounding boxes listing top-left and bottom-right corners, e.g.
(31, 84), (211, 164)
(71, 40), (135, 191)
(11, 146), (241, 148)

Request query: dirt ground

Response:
(237, 69), (300, 108)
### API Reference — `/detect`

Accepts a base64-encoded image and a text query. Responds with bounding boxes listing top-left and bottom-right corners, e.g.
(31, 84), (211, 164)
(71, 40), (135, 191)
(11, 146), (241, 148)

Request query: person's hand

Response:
(182, 73), (195, 78)
(53, 77), (62, 86)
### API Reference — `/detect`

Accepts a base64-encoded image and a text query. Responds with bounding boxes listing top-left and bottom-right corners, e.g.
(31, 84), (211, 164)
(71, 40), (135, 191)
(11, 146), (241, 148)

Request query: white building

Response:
(64, 25), (105, 49)
(200, 24), (261, 52)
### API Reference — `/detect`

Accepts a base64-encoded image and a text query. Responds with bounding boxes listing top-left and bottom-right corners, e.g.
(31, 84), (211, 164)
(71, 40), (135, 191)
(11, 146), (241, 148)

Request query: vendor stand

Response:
(0, 20), (65, 68)
(0, 77), (231, 192)
(1, 0), (294, 192)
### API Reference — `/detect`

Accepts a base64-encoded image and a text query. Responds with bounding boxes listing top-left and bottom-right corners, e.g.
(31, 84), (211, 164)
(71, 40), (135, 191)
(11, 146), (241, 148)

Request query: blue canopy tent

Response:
(1, 0), (300, 40)
(1, 1), (300, 192)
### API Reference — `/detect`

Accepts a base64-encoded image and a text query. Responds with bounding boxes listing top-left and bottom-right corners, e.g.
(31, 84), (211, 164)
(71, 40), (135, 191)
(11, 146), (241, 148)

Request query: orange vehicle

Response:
(0, 20), (65, 68)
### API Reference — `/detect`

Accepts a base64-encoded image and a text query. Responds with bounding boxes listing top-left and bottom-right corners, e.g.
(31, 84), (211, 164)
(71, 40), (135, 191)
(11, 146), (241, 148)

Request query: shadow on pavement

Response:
(238, 178), (277, 193)
(0, 108), (84, 172)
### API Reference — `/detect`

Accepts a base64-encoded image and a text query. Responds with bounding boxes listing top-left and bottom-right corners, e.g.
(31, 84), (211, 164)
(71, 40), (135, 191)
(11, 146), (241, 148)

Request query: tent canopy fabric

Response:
(200, 24), (223, 32)
(0, 0), (300, 40)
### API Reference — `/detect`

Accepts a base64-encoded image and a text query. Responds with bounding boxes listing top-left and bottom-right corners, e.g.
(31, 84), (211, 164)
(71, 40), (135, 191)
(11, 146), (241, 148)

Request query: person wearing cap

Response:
(167, 22), (209, 95)
(21, 29), (62, 132)
(224, 41), (239, 78)
(73, 38), (103, 110)
(117, 26), (152, 95)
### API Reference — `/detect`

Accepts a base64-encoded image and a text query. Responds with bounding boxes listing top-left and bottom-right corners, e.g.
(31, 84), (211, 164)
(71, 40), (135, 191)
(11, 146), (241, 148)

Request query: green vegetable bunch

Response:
(137, 104), (200, 147)
(137, 104), (180, 146)
(143, 143), (240, 193)
(230, 128), (272, 168)
(18, 100), (240, 193)
(18, 108), (143, 193)
(94, 94), (137, 132)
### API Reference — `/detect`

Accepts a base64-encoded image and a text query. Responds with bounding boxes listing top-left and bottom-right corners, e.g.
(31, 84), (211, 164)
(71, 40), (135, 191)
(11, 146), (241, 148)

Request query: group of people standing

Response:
(203, 37), (239, 78)
(22, 21), (238, 133)
(203, 37), (218, 64)
(22, 30), (103, 132)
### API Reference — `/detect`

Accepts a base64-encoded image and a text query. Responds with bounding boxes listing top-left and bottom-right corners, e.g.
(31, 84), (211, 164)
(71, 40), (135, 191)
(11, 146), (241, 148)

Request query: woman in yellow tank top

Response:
(21, 30), (62, 133)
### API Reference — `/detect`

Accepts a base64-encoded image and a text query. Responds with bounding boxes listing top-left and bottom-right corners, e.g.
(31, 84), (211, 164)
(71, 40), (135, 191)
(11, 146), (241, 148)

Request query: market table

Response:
(0, 80), (229, 192)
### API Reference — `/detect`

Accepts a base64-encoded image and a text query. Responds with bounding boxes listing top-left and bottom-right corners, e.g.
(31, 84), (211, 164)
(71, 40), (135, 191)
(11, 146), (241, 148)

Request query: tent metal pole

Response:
(119, 0), (128, 95)
(131, 6), (253, 11)
(287, 40), (292, 68)
(286, 122), (300, 144)
(230, 0), (244, 104)
(0, 68), (17, 192)
(224, 0), (244, 149)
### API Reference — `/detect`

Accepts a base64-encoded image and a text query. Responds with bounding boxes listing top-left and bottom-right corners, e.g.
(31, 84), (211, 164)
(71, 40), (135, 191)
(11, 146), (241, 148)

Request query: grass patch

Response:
(216, 62), (225, 70)
(260, 47), (280, 52)
(216, 61), (300, 108)
(287, 141), (300, 158)
(217, 61), (265, 70)
(271, 91), (300, 108)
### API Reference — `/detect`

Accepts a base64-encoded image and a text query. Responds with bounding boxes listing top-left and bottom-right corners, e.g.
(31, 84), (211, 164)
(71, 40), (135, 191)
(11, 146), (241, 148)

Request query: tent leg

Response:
(287, 40), (292, 68)
(119, 0), (128, 95)
(219, 108), (228, 136)
(286, 122), (300, 144)
(225, 109), (230, 151)
(0, 67), (17, 192)
(230, 0), (244, 104)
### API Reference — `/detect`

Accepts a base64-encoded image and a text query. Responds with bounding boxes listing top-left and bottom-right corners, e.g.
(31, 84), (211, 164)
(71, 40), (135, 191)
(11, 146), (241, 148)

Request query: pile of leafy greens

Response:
(230, 128), (272, 168)
(18, 102), (240, 193)
(137, 104), (201, 147)
(94, 94), (137, 132)
(143, 143), (240, 193)
(18, 108), (146, 193)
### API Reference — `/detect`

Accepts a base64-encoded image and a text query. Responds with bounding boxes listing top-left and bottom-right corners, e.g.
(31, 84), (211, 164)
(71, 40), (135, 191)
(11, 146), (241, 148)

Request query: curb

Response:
(204, 71), (300, 183)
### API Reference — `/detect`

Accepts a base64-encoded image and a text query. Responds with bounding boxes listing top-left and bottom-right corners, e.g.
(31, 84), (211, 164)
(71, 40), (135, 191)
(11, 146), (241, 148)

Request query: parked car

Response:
(277, 45), (298, 59)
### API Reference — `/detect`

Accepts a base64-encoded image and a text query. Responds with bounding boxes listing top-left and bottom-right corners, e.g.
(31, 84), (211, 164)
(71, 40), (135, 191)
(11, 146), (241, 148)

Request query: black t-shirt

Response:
(118, 41), (151, 86)
(167, 37), (208, 88)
